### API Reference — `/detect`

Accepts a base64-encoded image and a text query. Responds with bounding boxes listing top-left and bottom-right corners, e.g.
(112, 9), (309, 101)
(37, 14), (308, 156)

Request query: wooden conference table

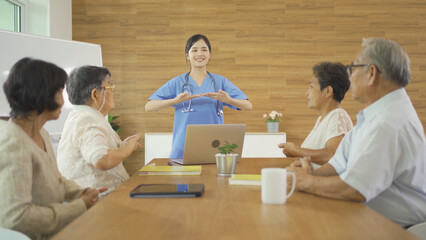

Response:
(52, 158), (417, 240)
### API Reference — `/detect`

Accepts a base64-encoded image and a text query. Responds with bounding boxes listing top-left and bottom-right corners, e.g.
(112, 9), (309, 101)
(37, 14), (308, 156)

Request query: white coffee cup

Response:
(261, 168), (296, 204)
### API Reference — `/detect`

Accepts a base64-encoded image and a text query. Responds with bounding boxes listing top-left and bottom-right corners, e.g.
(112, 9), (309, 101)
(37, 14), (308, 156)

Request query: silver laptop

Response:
(171, 124), (246, 165)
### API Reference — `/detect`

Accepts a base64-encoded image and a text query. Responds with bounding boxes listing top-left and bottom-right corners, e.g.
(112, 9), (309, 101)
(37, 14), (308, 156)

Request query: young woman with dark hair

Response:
(145, 34), (252, 159)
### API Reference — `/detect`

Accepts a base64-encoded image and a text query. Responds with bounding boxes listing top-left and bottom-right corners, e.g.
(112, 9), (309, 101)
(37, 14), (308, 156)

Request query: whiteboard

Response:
(0, 30), (103, 134)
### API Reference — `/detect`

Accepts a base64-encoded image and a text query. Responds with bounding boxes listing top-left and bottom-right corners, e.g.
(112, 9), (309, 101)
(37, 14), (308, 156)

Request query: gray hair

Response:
(67, 66), (111, 105)
(361, 38), (410, 87)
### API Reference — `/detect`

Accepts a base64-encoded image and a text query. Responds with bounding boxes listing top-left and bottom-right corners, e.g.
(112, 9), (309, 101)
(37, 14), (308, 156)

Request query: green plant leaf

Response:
(217, 141), (238, 154)
(108, 115), (121, 133)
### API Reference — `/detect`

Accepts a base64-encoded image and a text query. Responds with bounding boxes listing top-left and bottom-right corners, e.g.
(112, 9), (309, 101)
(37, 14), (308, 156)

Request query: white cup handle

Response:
(287, 172), (296, 199)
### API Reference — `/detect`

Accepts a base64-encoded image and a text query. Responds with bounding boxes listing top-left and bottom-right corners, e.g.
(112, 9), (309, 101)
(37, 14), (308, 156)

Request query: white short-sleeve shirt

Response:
(328, 88), (426, 227)
(57, 105), (129, 189)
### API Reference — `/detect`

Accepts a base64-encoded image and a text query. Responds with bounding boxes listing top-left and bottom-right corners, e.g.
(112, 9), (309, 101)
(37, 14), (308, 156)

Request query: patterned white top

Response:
(301, 108), (353, 167)
(301, 108), (353, 150)
(57, 105), (129, 189)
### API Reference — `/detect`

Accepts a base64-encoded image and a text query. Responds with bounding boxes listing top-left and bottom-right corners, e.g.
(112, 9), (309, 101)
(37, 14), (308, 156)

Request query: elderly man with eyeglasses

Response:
(287, 38), (426, 228)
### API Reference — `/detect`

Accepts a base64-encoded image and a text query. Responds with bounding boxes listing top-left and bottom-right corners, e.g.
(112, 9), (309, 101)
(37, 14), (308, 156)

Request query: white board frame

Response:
(0, 29), (103, 135)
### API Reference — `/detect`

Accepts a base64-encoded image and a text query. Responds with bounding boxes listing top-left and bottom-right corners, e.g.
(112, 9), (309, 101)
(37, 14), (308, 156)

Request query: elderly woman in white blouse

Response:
(0, 58), (106, 240)
(279, 62), (353, 167)
(57, 66), (141, 189)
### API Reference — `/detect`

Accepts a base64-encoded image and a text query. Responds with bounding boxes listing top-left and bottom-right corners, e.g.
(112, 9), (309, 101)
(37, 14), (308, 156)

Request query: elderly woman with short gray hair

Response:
(57, 66), (141, 190)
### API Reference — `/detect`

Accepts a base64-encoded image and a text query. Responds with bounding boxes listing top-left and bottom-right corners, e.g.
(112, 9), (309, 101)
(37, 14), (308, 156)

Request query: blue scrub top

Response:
(149, 72), (248, 159)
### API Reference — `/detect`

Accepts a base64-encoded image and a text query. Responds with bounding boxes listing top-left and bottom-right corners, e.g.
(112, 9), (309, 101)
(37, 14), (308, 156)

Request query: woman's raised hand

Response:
(278, 142), (301, 157)
(123, 133), (141, 142)
(203, 90), (231, 103)
(174, 92), (203, 104)
(124, 133), (142, 152)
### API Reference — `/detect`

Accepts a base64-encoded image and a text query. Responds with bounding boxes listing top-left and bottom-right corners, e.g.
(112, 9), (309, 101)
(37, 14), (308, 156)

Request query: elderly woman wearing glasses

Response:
(279, 62), (353, 167)
(57, 66), (141, 190)
(0, 58), (106, 239)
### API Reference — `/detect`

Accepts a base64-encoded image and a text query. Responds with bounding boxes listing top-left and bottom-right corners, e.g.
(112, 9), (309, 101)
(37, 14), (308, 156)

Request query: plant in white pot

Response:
(215, 141), (238, 177)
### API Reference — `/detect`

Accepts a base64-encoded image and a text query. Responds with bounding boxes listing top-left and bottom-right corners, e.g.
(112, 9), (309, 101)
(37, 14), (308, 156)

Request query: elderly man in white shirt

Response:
(287, 38), (426, 227)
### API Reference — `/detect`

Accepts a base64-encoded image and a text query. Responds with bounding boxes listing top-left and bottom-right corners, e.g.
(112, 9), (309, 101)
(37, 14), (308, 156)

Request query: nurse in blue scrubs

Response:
(145, 34), (252, 159)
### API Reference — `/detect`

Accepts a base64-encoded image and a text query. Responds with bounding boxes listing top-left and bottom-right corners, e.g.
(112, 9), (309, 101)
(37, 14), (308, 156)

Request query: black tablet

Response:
(129, 184), (204, 198)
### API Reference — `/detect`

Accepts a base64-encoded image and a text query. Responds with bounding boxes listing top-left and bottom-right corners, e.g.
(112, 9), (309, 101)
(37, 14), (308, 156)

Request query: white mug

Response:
(261, 168), (296, 204)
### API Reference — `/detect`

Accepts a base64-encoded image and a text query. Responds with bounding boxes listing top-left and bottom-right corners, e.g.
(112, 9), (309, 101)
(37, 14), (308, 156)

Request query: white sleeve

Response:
(324, 109), (353, 143)
(339, 122), (404, 201)
(75, 115), (110, 166)
(328, 130), (352, 174)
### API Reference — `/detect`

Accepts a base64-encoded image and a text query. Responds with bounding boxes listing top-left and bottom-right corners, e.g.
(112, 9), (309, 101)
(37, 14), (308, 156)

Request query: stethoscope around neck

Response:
(181, 71), (224, 116)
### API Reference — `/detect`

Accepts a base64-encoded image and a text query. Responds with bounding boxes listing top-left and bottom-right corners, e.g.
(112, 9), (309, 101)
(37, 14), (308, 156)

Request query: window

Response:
(0, 0), (26, 32)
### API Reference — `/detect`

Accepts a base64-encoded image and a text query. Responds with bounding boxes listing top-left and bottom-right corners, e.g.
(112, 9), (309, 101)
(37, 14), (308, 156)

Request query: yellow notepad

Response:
(138, 165), (202, 176)
(229, 174), (261, 186)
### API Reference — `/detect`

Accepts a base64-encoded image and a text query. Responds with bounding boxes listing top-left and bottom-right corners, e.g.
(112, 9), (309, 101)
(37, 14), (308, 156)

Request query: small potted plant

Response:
(263, 110), (283, 133)
(215, 141), (239, 177)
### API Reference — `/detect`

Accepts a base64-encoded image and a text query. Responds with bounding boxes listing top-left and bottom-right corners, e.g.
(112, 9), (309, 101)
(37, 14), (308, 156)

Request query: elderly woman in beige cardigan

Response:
(0, 58), (107, 240)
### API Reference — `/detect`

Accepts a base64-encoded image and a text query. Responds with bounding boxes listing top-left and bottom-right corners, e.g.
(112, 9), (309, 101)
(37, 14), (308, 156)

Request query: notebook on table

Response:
(171, 124), (246, 165)
(138, 165), (202, 175)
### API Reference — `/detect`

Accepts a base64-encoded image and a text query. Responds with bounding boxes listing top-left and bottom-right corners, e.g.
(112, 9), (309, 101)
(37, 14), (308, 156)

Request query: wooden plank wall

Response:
(72, 0), (426, 175)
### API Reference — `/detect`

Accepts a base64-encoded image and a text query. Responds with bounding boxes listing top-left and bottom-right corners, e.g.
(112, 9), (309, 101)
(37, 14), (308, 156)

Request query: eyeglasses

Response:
(345, 62), (381, 75)
(101, 84), (115, 92)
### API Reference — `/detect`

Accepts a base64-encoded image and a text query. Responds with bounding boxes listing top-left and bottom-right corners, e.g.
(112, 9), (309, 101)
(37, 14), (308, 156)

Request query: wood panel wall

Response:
(72, 0), (426, 175)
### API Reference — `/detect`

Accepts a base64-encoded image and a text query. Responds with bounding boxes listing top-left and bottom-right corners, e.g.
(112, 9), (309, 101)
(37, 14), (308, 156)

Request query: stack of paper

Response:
(229, 174), (261, 186)
(138, 165), (202, 176)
